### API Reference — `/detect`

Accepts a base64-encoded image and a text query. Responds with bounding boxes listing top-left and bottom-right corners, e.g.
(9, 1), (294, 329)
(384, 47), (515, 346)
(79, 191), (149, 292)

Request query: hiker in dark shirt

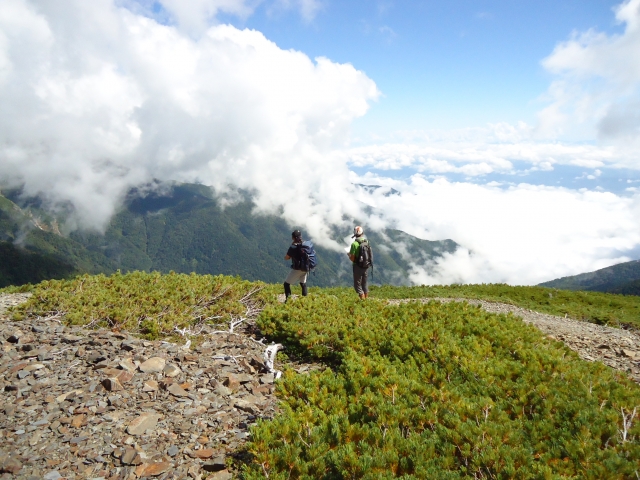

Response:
(283, 230), (308, 302)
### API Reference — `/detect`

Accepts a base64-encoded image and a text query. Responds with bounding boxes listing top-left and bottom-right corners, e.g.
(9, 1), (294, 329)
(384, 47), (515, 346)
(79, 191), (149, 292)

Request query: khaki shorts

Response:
(285, 269), (308, 284)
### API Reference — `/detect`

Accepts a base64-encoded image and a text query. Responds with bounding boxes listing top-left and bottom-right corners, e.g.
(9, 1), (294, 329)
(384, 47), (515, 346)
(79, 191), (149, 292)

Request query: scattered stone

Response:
(102, 377), (124, 392)
(127, 412), (162, 435)
(203, 456), (227, 472)
(121, 341), (135, 351)
(192, 448), (216, 459)
(7, 332), (23, 343)
(42, 471), (62, 480)
(136, 461), (172, 477)
(116, 370), (135, 384)
(163, 363), (182, 377)
(71, 414), (86, 428)
(119, 358), (137, 372)
(0, 293), (301, 478)
(188, 465), (202, 480)
(223, 375), (240, 391)
(63, 335), (84, 344)
(167, 445), (180, 457)
(0, 455), (22, 474)
(143, 379), (159, 392)
(139, 357), (166, 373)
(167, 383), (189, 397)
(121, 447), (143, 465)
(260, 373), (275, 384)
(69, 435), (89, 444)
(209, 471), (233, 480)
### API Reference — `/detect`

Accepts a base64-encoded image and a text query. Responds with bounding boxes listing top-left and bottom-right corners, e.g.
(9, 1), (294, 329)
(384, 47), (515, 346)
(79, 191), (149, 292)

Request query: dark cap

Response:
(292, 230), (302, 238)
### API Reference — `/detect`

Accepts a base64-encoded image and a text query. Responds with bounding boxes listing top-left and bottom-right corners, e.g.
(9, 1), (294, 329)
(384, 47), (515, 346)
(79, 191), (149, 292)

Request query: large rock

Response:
(163, 363), (182, 377)
(136, 462), (172, 477)
(127, 412), (162, 435)
(168, 383), (190, 397)
(139, 357), (166, 373)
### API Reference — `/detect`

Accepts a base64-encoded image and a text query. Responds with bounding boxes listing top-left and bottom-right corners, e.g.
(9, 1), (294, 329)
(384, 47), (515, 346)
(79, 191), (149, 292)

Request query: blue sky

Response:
(1, 0), (639, 284)
(225, 0), (625, 132)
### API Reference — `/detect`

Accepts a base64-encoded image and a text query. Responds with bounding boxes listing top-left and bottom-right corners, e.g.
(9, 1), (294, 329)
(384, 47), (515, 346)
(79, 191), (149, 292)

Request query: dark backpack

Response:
(356, 238), (373, 269)
(298, 241), (317, 272)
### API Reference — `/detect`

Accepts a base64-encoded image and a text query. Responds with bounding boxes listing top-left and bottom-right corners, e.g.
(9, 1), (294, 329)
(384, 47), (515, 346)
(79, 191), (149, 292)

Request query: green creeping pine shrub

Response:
(9, 271), (265, 339)
(0, 283), (33, 293)
(247, 295), (640, 479)
(366, 284), (640, 329)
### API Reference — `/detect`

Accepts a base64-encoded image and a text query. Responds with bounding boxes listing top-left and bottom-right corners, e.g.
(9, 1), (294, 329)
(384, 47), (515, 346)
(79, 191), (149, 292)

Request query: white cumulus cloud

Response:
(0, 0), (378, 245)
(539, 0), (640, 144)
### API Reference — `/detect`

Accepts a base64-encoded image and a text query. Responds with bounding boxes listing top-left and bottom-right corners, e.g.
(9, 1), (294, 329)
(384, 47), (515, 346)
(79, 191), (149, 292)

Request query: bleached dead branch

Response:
(36, 310), (65, 324)
(264, 343), (283, 380)
(620, 407), (638, 443)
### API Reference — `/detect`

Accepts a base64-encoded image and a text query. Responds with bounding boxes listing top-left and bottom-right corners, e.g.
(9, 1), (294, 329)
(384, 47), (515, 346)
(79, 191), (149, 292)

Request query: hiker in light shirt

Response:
(348, 226), (371, 300)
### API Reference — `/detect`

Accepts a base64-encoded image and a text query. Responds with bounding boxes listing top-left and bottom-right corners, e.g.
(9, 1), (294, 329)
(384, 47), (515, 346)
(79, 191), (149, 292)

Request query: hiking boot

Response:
(359, 293), (366, 300)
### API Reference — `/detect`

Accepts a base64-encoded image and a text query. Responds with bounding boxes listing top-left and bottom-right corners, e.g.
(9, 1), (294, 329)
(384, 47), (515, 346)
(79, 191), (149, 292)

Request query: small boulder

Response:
(139, 357), (166, 373)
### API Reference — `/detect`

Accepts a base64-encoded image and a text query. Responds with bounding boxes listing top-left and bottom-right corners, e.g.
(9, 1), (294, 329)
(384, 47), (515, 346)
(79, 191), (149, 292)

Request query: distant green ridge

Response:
(540, 259), (640, 296)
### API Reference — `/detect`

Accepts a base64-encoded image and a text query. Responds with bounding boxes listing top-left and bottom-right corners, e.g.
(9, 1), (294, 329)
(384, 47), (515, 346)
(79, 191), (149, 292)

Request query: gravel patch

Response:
(0, 293), (320, 479)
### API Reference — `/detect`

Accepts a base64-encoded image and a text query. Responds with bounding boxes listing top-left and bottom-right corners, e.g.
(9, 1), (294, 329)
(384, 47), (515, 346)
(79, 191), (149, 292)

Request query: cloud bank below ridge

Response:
(1, 0), (640, 286)
(0, 0), (377, 248)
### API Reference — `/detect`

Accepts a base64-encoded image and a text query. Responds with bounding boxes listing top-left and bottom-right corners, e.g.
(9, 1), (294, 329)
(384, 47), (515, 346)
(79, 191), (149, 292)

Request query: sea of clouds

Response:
(1, 0), (639, 285)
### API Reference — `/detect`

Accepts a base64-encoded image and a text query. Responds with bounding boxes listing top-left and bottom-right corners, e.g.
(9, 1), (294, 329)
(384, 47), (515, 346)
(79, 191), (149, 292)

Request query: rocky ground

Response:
(0, 293), (320, 480)
(1, 293), (639, 479)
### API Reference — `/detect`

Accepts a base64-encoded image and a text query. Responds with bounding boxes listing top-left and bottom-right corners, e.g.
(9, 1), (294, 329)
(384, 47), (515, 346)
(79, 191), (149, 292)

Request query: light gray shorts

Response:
(285, 269), (308, 284)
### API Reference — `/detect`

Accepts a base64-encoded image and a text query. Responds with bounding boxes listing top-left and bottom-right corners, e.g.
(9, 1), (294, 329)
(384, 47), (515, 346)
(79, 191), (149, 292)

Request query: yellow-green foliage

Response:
(247, 293), (640, 479)
(10, 271), (264, 339)
(5, 275), (640, 477)
(366, 284), (640, 329)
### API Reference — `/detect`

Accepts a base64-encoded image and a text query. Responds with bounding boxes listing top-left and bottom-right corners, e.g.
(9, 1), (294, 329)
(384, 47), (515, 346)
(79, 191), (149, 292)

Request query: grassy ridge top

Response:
(3, 273), (640, 478)
(4, 271), (266, 340)
(364, 283), (640, 329)
(250, 291), (640, 478)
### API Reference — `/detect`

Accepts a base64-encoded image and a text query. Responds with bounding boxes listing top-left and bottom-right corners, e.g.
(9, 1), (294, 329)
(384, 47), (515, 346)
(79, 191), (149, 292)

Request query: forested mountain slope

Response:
(0, 184), (457, 287)
(540, 259), (640, 296)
